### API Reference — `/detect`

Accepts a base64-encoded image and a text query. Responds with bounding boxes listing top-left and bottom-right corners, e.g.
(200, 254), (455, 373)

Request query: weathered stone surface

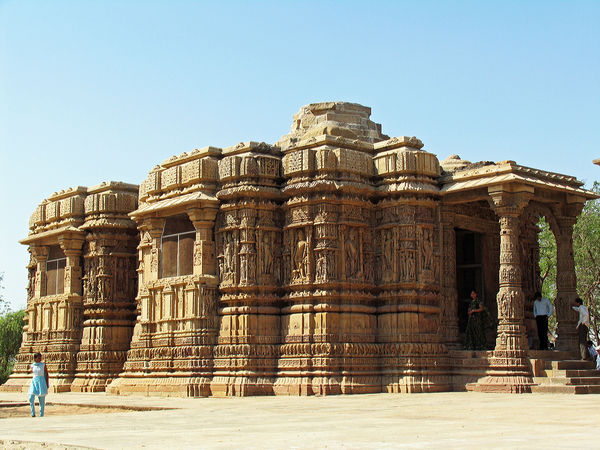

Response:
(5, 102), (598, 397)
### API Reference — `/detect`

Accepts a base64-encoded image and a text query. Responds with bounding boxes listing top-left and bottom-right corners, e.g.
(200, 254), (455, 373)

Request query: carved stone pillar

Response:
(188, 207), (218, 277)
(554, 211), (582, 351)
(146, 218), (165, 282)
(59, 237), (85, 296)
(440, 207), (459, 348)
(212, 142), (282, 397)
(31, 246), (48, 301)
(471, 185), (534, 393)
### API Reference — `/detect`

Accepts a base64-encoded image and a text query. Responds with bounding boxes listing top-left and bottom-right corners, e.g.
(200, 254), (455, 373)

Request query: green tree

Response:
(538, 217), (557, 301)
(573, 181), (600, 344)
(0, 310), (26, 385)
(0, 273), (27, 385)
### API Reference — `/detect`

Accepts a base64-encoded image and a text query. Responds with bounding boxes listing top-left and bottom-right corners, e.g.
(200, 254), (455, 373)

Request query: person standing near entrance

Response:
(464, 290), (493, 350)
(533, 292), (554, 350)
(572, 298), (590, 361)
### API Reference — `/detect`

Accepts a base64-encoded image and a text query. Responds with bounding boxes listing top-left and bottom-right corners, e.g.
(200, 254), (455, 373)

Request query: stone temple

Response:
(4, 102), (597, 396)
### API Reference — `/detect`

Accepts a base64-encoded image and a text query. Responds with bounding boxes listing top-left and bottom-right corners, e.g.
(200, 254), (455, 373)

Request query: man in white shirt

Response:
(572, 297), (590, 360)
(533, 291), (554, 350)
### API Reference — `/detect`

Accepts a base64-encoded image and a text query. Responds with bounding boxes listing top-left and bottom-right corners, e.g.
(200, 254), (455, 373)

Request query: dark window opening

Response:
(456, 230), (484, 334)
(46, 246), (66, 296)
(161, 216), (195, 278)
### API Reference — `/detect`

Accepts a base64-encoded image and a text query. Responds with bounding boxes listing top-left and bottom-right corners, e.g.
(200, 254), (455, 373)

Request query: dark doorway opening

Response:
(456, 229), (484, 334)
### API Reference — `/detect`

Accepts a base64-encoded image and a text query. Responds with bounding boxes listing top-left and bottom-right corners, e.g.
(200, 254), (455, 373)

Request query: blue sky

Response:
(1, 0), (599, 310)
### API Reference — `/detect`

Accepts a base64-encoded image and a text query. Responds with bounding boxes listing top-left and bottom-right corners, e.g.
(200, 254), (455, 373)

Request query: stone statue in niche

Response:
(363, 252), (374, 283)
(240, 253), (248, 284)
(262, 233), (273, 275)
(28, 273), (36, 301)
(116, 258), (126, 295)
(399, 248), (407, 281)
(406, 250), (416, 281)
(345, 227), (360, 279)
(382, 229), (395, 283)
(222, 232), (239, 284)
(316, 252), (326, 282)
(383, 229), (393, 270)
(293, 228), (309, 281)
(240, 248), (256, 285)
(225, 234), (235, 274)
(421, 228), (434, 272)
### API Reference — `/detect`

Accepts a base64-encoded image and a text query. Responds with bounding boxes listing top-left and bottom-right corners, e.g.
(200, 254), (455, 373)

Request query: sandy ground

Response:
(1, 391), (600, 450)
(0, 441), (95, 450)
(0, 402), (134, 419)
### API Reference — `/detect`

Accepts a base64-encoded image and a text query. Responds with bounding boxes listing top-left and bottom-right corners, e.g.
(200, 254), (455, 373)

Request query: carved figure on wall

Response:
(98, 275), (105, 300)
(422, 228), (433, 271)
(407, 251), (415, 281)
(150, 248), (159, 274)
(399, 249), (407, 281)
(293, 228), (309, 281)
(383, 229), (393, 272)
(116, 258), (126, 295)
(240, 251), (256, 285)
(316, 252), (326, 282)
(274, 245), (282, 284)
(27, 268), (36, 301)
(225, 234), (235, 275)
(345, 228), (359, 279)
(263, 233), (273, 275)
(240, 255), (248, 284)
(363, 252), (374, 283)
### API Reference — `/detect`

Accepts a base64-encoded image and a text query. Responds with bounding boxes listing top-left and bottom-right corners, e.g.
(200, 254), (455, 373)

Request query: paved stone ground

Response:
(0, 391), (597, 449)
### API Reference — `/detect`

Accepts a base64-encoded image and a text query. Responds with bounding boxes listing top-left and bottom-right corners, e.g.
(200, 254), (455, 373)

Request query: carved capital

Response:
(140, 218), (165, 237)
(488, 184), (533, 215)
(187, 207), (218, 225)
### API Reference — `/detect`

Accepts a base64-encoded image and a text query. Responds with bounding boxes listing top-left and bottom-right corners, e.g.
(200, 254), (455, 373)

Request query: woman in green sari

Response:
(464, 290), (492, 350)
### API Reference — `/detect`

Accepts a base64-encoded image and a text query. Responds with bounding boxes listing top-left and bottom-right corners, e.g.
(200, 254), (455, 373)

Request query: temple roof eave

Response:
(20, 226), (85, 246)
(130, 191), (219, 221)
(439, 164), (598, 202)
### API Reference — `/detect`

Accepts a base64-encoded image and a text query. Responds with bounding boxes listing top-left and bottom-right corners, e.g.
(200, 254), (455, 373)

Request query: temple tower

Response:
(276, 102), (383, 395)
(373, 137), (452, 392)
(211, 142), (283, 396)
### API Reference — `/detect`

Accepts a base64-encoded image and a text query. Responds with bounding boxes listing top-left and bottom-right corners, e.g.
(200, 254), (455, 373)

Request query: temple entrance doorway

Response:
(456, 229), (484, 335)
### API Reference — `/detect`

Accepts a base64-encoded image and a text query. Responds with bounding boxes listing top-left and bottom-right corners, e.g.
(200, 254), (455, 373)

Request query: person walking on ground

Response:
(28, 352), (49, 417)
(533, 292), (554, 350)
(572, 298), (590, 361)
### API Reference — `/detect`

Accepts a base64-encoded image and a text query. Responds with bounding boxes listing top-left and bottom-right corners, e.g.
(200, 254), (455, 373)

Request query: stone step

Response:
(528, 350), (579, 361)
(534, 376), (600, 386)
(561, 369), (600, 378)
(542, 369), (600, 378)
(550, 360), (595, 370)
(569, 377), (600, 386)
(531, 384), (600, 394)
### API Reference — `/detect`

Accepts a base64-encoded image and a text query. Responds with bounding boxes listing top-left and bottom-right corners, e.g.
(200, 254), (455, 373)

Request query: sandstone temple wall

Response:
(5, 102), (595, 396)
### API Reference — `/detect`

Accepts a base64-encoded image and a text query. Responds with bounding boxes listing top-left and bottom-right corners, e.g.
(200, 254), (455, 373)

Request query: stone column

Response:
(188, 207), (218, 277)
(137, 218), (164, 336)
(31, 245), (48, 300)
(144, 218), (165, 282)
(494, 212), (529, 352)
(471, 185), (534, 393)
(554, 209), (582, 352)
(440, 207), (459, 348)
(59, 237), (85, 296)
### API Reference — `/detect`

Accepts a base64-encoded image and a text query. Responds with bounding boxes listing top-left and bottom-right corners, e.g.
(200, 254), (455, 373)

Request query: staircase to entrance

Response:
(529, 350), (600, 394)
